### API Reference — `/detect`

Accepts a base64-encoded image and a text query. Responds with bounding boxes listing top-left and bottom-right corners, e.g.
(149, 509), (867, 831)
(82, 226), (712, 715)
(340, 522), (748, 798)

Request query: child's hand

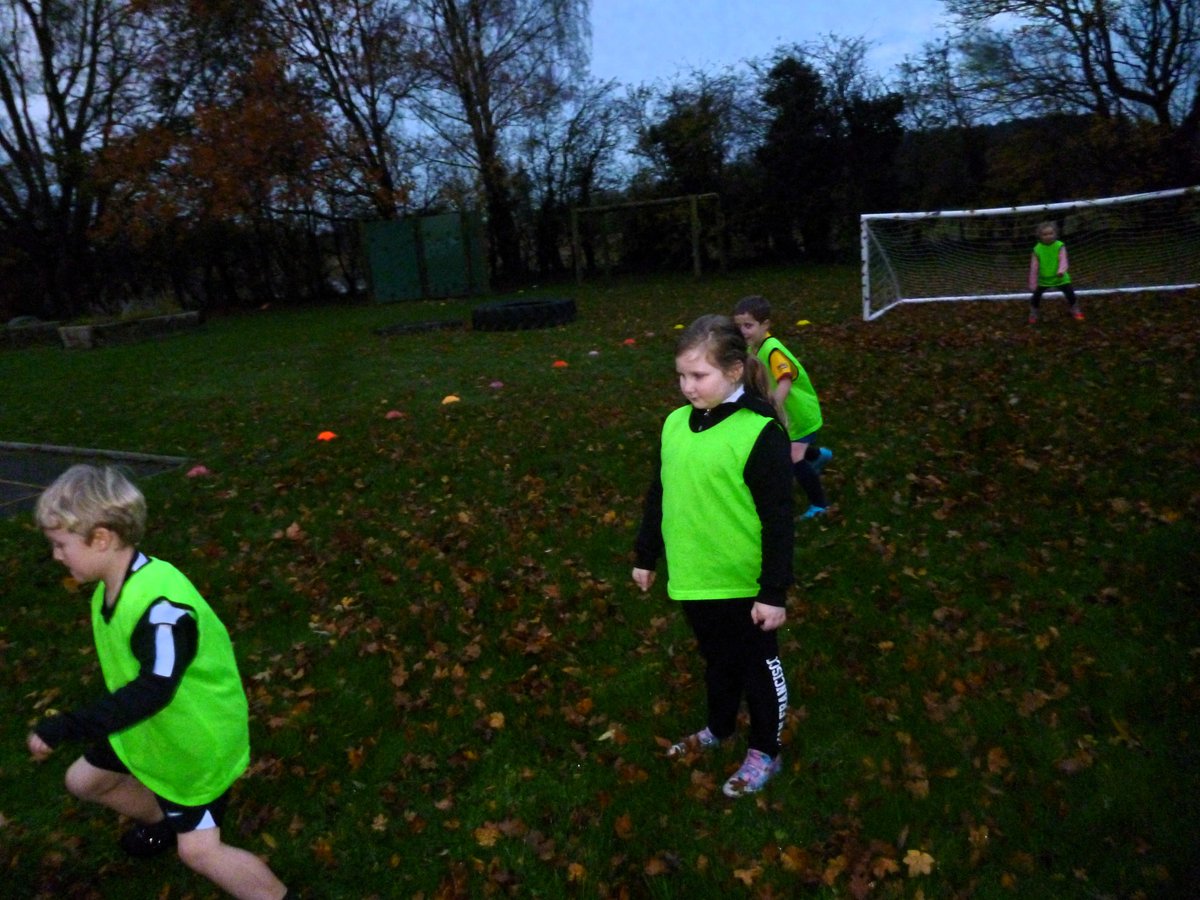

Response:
(751, 602), (786, 631)
(27, 732), (53, 761)
(632, 568), (656, 593)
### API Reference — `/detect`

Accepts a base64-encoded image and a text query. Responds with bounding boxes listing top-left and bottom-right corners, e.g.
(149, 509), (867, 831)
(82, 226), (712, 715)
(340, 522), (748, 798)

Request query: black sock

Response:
(146, 818), (173, 836)
(793, 460), (827, 508)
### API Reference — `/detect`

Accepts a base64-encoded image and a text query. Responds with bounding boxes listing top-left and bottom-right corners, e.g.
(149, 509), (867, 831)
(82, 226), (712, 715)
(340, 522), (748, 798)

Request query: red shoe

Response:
(1027, 310), (1039, 325)
(1071, 307), (1085, 321)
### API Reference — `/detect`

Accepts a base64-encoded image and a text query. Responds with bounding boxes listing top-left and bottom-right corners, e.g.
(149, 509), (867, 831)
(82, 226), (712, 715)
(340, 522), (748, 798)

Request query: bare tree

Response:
(802, 34), (888, 118)
(897, 38), (983, 133)
(405, 0), (590, 283)
(629, 68), (758, 194)
(130, 0), (269, 122)
(942, 0), (1200, 139)
(0, 0), (151, 317)
(516, 77), (626, 274)
(266, 0), (423, 219)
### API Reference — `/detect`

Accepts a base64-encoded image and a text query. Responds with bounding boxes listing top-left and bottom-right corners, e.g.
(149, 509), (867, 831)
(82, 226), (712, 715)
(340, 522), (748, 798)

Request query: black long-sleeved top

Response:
(35, 552), (199, 749)
(634, 393), (794, 606)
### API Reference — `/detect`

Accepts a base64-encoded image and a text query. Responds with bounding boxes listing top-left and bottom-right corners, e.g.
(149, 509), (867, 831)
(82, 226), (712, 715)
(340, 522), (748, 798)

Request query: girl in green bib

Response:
(1028, 221), (1084, 324)
(633, 315), (794, 797)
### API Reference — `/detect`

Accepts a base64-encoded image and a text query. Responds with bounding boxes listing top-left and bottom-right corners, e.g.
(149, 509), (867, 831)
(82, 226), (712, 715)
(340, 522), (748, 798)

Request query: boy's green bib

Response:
(758, 336), (822, 440)
(92, 558), (249, 805)
(660, 405), (772, 600)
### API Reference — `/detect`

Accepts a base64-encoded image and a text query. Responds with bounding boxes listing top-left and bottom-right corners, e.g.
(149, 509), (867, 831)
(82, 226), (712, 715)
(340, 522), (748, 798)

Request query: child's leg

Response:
(739, 626), (787, 757)
(1027, 289), (1045, 323)
(65, 755), (162, 823)
(682, 601), (747, 740)
(682, 599), (788, 756)
(791, 441), (827, 509)
(176, 828), (286, 900)
(1062, 283), (1081, 314)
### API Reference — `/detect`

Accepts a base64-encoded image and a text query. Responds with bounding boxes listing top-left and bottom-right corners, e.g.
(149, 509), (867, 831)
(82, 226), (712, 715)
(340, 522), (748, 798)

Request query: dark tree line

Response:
(1, 0), (1196, 320)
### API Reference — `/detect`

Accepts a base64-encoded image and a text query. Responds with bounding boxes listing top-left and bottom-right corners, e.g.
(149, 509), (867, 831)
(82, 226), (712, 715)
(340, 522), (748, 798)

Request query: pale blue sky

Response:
(589, 0), (949, 85)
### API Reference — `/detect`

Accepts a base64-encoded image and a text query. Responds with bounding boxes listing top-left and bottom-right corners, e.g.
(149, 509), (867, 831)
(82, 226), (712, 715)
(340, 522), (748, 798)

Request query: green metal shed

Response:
(362, 210), (488, 303)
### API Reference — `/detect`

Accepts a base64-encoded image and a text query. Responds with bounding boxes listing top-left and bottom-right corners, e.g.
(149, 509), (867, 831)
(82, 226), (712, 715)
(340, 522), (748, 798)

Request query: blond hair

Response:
(35, 464), (146, 545)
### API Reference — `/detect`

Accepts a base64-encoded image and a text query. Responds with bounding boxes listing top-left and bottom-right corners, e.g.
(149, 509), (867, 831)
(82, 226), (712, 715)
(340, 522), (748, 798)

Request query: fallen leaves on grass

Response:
(6, 284), (1197, 899)
(904, 849), (935, 877)
(733, 863), (763, 886)
(613, 813), (634, 840)
(474, 822), (502, 848)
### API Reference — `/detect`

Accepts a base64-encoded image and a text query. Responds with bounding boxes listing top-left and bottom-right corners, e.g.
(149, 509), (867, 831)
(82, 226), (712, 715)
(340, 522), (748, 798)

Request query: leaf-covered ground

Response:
(1, 268), (1197, 898)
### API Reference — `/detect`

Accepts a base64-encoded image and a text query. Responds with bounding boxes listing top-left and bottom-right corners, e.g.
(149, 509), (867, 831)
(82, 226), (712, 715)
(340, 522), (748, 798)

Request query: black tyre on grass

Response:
(471, 298), (576, 331)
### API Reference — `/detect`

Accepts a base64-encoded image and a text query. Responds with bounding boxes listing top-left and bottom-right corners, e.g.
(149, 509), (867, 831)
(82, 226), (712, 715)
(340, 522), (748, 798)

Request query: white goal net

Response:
(860, 186), (1200, 321)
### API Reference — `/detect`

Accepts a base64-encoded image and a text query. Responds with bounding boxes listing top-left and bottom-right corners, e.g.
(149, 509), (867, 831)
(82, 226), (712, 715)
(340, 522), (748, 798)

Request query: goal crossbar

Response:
(861, 186), (1200, 320)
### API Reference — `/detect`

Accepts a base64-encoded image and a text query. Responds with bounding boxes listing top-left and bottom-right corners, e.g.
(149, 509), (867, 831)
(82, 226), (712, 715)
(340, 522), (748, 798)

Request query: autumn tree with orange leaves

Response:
(93, 46), (328, 308)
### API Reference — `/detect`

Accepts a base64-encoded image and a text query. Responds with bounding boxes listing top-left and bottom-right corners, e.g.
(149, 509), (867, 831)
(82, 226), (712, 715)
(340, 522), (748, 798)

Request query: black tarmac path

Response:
(0, 442), (186, 519)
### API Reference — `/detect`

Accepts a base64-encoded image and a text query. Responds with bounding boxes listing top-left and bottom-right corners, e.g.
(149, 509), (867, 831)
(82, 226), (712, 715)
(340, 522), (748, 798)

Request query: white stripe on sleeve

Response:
(148, 600), (192, 678)
(152, 624), (177, 677)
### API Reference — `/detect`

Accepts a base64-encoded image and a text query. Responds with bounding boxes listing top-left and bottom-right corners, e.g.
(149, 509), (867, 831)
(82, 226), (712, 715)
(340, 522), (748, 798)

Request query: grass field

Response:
(0, 266), (1197, 899)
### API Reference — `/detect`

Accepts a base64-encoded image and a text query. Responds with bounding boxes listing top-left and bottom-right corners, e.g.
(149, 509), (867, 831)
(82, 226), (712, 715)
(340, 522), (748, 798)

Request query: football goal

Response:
(860, 185), (1200, 321)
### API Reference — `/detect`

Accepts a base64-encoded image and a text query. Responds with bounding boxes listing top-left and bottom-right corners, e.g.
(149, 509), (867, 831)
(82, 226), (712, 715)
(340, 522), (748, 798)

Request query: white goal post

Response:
(860, 186), (1200, 321)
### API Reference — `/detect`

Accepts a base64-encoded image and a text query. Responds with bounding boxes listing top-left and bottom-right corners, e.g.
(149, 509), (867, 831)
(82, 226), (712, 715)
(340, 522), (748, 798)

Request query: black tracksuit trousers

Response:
(682, 598), (789, 758)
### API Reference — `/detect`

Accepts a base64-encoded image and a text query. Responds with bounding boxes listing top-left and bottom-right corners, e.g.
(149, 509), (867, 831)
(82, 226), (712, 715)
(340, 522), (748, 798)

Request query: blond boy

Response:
(29, 464), (287, 900)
